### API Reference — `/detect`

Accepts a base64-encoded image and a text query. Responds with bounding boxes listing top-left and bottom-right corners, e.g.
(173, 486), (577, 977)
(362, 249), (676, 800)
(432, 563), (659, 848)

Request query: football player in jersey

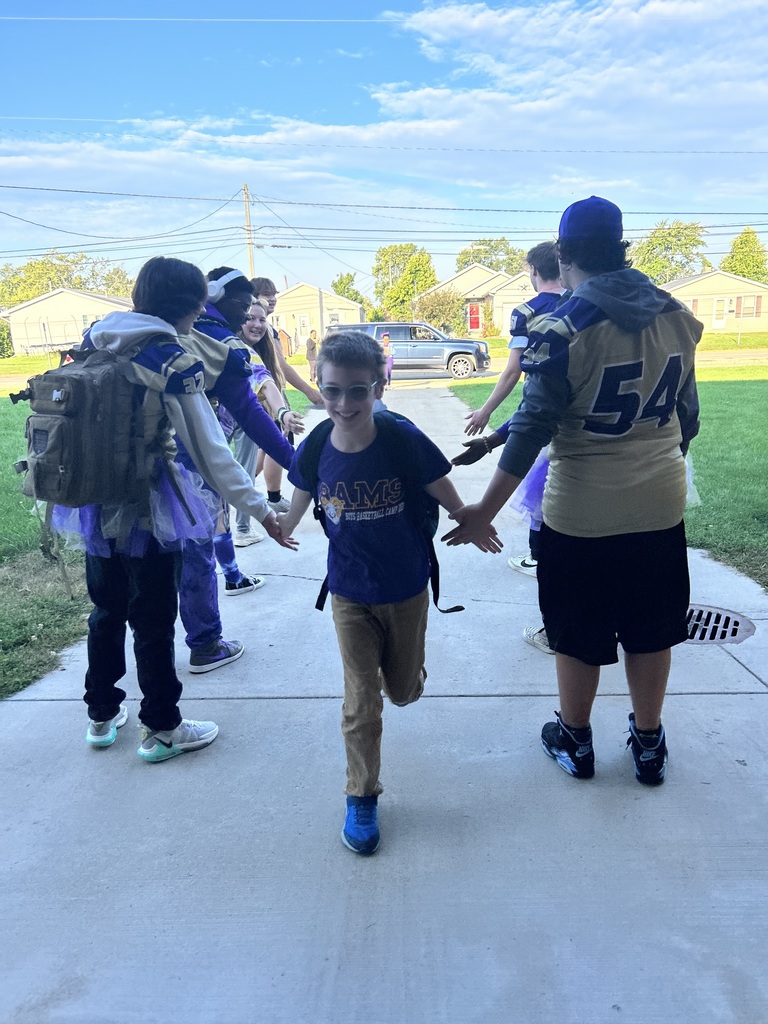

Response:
(445, 196), (701, 786)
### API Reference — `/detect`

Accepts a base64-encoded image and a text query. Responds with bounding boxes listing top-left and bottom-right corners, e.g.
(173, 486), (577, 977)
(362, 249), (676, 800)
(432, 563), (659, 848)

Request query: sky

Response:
(1, 0), (767, 298)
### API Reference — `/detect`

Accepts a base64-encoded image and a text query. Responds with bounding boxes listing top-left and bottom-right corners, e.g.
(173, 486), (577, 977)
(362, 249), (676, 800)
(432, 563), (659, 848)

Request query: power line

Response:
(1, 183), (766, 218)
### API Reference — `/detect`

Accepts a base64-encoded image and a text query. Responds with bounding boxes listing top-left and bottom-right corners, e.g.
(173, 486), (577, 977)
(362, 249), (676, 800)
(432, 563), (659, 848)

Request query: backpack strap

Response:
(297, 419), (334, 610)
(373, 411), (463, 614)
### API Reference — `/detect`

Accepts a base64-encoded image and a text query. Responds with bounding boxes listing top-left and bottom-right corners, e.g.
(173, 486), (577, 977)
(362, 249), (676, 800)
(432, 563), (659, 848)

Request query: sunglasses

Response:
(318, 380), (381, 402)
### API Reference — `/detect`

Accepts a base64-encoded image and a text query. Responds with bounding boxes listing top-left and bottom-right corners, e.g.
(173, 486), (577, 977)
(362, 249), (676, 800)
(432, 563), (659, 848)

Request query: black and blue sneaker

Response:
(342, 795), (380, 855)
(627, 713), (667, 785)
(541, 711), (595, 779)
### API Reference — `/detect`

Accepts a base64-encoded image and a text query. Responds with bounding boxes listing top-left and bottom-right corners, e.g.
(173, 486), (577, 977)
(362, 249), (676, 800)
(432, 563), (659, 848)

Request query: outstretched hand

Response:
(284, 411), (305, 435)
(262, 512), (299, 550)
(464, 409), (490, 436)
(451, 438), (490, 467)
(441, 504), (503, 553)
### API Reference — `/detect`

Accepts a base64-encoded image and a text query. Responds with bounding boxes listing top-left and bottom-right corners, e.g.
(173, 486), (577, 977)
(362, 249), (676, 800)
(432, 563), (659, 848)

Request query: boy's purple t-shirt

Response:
(289, 421), (451, 604)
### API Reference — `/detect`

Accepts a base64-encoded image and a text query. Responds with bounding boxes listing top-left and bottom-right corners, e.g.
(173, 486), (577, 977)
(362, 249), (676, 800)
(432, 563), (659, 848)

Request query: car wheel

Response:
(448, 354), (475, 379)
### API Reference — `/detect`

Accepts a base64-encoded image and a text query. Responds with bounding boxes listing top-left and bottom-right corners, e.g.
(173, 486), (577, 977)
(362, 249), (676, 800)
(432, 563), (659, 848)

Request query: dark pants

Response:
(84, 541), (183, 731)
(529, 527), (542, 561)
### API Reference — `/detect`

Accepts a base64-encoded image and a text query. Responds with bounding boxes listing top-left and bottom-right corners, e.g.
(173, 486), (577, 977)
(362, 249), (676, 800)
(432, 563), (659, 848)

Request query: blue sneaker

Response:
(342, 795), (380, 855)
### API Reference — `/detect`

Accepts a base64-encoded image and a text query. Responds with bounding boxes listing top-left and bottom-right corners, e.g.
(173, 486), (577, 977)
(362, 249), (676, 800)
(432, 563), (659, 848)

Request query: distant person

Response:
(445, 196), (701, 786)
(306, 328), (319, 382)
(232, 301), (305, 546)
(250, 277), (322, 512)
(463, 241), (564, 581)
(278, 331), (499, 855)
(380, 330), (393, 387)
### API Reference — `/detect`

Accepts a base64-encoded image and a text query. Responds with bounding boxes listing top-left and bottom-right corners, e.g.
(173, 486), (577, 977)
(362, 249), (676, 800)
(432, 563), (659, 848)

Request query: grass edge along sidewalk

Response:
(0, 387), (313, 700)
(449, 374), (768, 594)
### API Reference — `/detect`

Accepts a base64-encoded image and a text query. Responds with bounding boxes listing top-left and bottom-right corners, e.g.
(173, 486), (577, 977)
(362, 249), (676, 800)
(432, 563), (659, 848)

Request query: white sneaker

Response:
(137, 719), (219, 762)
(267, 496), (291, 514)
(234, 529), (264, 547)
(508, 554), (538, 577)
(86, 705), (129, 747)
(523, 625), (555, 654)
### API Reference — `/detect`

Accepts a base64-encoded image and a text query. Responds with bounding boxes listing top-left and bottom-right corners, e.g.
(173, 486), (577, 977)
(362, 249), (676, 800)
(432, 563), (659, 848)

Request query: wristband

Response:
(277, 406), (289, 425)
(482, 436), (493, 454)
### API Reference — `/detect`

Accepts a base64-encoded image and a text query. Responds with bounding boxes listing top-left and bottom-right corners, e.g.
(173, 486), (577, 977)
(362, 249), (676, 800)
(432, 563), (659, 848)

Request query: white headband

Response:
(207, 269), (248, 302)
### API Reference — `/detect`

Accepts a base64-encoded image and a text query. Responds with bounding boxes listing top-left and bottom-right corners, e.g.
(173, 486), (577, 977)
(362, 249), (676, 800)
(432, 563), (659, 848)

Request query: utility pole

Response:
(242, 184), (255, 278)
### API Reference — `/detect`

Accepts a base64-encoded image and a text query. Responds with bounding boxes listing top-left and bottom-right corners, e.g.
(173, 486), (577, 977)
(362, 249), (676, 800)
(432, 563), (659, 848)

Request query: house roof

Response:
(278, 282), (363, 306)
(3, 287), (133, 315)
(665, 270), (768, 291)
(420, 263), (514, 297)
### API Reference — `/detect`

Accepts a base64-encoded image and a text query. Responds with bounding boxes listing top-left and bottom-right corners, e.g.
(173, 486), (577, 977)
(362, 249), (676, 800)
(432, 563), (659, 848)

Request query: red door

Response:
(468, 303), (480, 331)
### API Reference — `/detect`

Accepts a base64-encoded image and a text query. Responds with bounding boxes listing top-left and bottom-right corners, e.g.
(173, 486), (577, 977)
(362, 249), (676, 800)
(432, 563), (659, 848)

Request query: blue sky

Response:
(1, 1), (767, 297)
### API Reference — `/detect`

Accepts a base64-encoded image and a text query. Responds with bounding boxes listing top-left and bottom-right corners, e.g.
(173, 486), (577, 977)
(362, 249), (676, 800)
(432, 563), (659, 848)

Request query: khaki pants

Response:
(331, 588), (429, 796)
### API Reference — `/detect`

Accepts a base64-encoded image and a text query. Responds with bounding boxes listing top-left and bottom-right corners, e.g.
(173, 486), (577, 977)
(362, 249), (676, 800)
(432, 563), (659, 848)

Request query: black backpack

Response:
(298, 410), (463, 614)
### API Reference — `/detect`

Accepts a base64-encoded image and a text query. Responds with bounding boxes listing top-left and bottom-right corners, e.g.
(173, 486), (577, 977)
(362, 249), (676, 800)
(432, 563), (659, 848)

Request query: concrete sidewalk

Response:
(2, 384), (767, 1024)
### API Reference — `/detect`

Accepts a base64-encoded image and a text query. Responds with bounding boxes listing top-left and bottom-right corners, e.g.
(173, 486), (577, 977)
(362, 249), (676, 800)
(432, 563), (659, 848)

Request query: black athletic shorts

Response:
(537, 521), (690, 666)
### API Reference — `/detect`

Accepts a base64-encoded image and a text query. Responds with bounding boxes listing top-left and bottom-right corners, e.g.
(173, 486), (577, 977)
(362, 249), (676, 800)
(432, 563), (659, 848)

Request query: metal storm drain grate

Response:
(686, 605), (756, 645)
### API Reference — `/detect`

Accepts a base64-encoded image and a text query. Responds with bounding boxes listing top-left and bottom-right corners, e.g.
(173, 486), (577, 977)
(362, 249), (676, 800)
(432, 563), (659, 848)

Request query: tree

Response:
(630, 220), (707, 284)
(102, 266), (135, 297)
(0, 250), (134, 308)
(331, 272), (365, 305)
(412, 287), (466, 335)
(382, 249), (437, 320)
(372, 244), (418, 304)
(720, 227), (768, 284)
(456, 238), (526, 275)
(0, 320), (11, 358)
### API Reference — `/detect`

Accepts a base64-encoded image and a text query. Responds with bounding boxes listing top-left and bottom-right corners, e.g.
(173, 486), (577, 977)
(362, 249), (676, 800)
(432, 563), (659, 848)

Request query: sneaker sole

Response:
(86, 707), (129, 747)
(138, 726), (219, 762)
(341, 830), (380, 856)
(224, 577), (266, 597)
(189, 645), (245, 674)
(541, 738), (595, 779)
(633, 758), (667, 786)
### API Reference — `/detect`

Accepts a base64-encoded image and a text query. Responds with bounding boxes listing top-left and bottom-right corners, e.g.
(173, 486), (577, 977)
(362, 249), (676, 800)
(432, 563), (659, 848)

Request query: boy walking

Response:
(278, 331), (497, 854)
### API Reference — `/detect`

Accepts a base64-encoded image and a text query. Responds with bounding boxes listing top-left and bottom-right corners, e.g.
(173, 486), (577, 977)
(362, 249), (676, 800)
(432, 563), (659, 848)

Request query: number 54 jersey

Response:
(503, 268), (702, 538)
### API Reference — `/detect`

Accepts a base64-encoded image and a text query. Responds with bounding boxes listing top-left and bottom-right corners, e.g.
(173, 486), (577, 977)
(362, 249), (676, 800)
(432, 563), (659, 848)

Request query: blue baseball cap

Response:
(558, 196), (623, 242)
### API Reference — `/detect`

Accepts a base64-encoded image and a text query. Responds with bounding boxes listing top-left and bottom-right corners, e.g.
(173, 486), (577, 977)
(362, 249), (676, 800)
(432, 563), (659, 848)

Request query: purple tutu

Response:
(508, 448), (549, 530)
(52, 459), (219, 558)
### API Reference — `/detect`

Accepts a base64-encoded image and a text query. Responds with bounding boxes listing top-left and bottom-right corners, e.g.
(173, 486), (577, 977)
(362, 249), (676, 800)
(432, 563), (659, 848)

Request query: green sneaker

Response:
(86, 705), (128, 747)
(138, 719), (219, 763)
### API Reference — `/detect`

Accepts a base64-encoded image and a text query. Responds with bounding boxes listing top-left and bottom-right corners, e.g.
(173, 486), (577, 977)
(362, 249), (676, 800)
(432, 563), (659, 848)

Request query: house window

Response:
(468, 303), (480, 330)
(736, 295), (761, 318)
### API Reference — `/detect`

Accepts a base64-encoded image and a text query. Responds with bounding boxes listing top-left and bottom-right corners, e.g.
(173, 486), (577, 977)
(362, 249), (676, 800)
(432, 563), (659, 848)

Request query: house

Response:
(417, 264), (533, 335)
(3, 288), (132, 355)
(664, 270), (768, 333)
(269, 283), (365, 351)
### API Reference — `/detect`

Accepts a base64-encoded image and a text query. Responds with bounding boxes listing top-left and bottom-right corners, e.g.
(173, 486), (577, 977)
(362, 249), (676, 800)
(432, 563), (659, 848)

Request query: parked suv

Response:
(326, 322), (490, 379)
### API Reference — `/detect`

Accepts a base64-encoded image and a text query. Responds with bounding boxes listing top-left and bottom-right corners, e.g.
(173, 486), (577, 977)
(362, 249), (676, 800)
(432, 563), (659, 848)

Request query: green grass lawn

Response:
(0, 387), (312, 697)
(450, 376), (768, 591)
